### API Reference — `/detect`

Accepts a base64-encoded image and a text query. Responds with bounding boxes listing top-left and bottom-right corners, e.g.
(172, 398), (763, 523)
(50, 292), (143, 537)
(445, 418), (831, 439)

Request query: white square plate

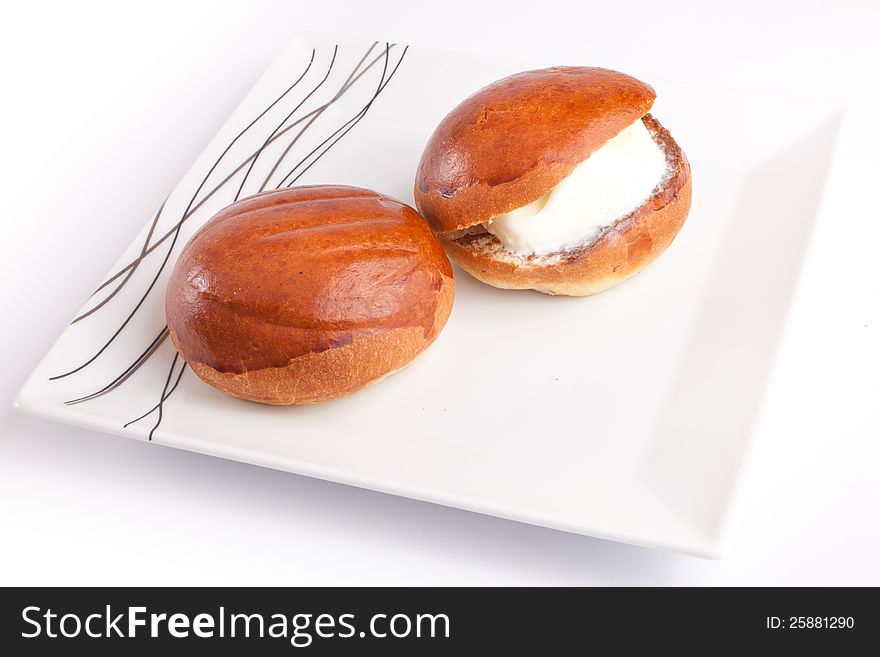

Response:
(15, 32), (845, 557)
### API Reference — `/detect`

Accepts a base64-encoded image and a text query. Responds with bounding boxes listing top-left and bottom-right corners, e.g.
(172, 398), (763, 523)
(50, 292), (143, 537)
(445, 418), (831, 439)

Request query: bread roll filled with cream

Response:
(414, 67), (691, 296)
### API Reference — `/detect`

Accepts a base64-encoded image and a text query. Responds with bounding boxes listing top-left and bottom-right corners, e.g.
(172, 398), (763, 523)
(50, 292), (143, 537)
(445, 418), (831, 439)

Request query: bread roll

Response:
(166, 185), (454, 404)
(414, 67), (692, 296)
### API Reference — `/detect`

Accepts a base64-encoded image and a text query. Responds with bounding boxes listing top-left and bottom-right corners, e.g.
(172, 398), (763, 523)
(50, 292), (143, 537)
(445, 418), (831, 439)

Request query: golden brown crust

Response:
(173, 276), (454, 404)
(439, 116), (692, 296)
(166, 185), (455, 403)
(414, 66), (656, 233)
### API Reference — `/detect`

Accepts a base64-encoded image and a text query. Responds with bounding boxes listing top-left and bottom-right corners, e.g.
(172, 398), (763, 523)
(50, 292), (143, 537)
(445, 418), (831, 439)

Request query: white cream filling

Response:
(483, 118), (668, 256)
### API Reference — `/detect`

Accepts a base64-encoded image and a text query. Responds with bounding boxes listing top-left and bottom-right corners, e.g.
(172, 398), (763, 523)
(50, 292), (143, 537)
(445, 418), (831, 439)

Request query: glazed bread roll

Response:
(166, 185), (454, 404)
(414, 67), (692, 296)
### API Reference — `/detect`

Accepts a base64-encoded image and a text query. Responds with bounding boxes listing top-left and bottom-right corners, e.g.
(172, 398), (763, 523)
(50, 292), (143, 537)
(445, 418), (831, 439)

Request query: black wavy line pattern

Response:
(53, 49), (320, 381)
(50, 41), (409, 441)
(237, 45), (341, 198)
(279, 46), (408, 188)
(71, 198), (168, 325)
(85, 46), (397, 300)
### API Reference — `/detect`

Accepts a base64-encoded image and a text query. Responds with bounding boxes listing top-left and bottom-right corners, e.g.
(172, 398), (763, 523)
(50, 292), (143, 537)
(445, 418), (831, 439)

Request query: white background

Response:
(1, 0), (878, 585)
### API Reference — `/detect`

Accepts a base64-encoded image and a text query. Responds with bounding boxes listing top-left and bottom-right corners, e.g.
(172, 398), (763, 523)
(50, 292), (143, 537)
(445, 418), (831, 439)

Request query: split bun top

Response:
(414, 67), (657, 234)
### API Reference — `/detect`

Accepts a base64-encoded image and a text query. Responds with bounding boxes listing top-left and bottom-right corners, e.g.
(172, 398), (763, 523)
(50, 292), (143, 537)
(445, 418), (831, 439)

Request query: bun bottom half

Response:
(170, 275), (454, 405)
(438, 115), (692, 296)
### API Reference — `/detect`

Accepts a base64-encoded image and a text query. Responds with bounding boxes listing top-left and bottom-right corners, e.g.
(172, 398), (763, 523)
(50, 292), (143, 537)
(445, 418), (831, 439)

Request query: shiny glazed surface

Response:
(166, 186), (453, 374)
(415, 66), (656, 232)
